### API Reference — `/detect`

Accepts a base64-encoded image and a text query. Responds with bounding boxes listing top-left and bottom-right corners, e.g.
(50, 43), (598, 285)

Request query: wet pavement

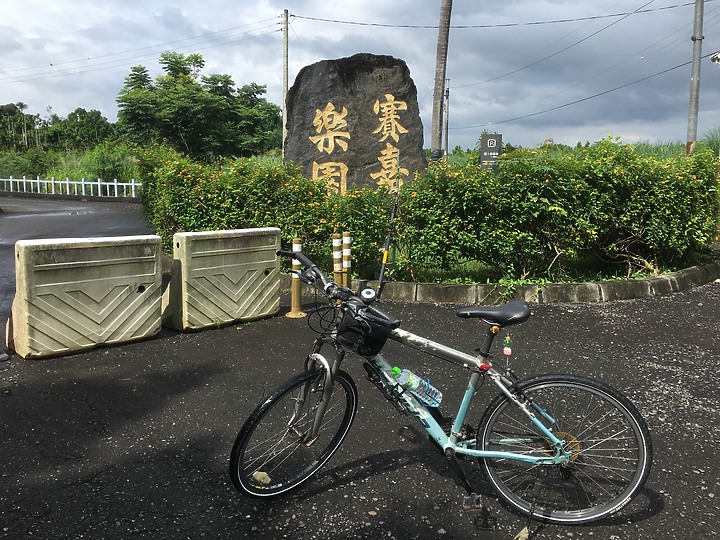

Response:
(1, 196), (719, 539)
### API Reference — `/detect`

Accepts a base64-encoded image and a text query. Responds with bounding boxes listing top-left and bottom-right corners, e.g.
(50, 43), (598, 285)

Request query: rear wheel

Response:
(229, 369), (358, 497)
(478, 374), (652, 524)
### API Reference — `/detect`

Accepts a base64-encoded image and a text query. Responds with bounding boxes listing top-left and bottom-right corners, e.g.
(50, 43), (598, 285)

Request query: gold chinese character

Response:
(370, 143), (408, 189)
(372, 94), (408, 143)
(312, 161), (348, 194)
(309, 102), (351, 154)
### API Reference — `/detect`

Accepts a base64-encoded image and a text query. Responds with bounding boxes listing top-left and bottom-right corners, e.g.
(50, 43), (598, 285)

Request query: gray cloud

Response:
(2, 0), (719, 150)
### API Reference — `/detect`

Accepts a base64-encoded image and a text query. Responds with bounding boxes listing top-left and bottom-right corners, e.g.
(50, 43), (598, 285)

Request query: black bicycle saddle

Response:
(456, 300), (531, 327)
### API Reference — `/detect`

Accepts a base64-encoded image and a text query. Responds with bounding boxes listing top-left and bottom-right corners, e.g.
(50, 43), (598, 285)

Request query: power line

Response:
(552, 3), (720, 100)
(0, 17), (281, 83)
(292, 2), (711, 30)
(453, 0), (656, 89)
(451, 51), (719, 130)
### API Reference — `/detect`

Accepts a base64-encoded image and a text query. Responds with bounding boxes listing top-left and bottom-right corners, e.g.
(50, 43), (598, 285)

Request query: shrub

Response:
(394, 138), (719, 281)
(137, 149), (392, 274)
(579, 140), (719, 274)
(0, 148), (61, 178)
(137, 138), (720, 282)
(45, 141), (140, 181)
(327, 187), (393, 278)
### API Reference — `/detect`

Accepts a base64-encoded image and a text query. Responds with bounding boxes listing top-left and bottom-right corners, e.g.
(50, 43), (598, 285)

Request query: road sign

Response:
(481, 133), (502, 171)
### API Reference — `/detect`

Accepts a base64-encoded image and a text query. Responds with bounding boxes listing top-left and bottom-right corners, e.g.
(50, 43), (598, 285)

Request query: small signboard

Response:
(480, 133), (502, 172)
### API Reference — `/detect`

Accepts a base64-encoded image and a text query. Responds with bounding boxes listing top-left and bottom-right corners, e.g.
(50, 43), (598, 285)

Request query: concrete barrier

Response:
(7, 236), (162, 358)
(164, 228), (280, 331)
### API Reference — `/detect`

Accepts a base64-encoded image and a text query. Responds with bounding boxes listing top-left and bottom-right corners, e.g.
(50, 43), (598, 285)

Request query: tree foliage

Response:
(0, 102), (114, 154)
(117, 52), (281, 162)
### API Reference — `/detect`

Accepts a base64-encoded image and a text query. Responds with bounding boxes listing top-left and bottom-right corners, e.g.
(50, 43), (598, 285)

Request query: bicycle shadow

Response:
(294, 423), (498, 500)
(287, 423), (665, 530)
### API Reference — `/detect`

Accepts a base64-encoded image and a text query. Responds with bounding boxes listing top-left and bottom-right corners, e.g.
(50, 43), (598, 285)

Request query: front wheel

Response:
(229, 369), (358, 497)
(478, 374), (652, 525)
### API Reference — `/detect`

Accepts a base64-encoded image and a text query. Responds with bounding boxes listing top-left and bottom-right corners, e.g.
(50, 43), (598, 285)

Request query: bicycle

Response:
(229, 250), (653, 525)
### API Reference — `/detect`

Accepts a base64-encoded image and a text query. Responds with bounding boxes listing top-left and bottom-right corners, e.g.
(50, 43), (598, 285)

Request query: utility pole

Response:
(431, 0), (453, 161)
(686, 0), (704, 156)
(282, 9), (289, 159)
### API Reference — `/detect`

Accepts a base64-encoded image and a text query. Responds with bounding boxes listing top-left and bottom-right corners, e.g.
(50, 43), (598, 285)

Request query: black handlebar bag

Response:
(335, 304), (399, 357)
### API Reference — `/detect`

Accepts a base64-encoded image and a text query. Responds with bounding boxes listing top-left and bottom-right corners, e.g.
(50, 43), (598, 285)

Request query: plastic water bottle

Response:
(391, 366), (443, 407)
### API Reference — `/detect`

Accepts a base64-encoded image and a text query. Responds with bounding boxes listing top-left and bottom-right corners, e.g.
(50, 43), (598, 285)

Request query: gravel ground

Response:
(2, 283), (719, 539)
(1, 196), (718, 539)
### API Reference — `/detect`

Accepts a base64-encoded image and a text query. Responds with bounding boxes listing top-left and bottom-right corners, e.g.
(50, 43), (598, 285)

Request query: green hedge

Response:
(397, 139), (719, 280)
(138, 139), (720, 282)
(136, 145), (392, 275)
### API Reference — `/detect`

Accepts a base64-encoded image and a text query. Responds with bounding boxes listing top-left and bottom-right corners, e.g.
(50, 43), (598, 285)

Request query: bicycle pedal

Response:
(461, 493), (484, 513)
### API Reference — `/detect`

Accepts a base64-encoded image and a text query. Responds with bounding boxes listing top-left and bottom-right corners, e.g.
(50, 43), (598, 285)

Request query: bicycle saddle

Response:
(456, 300), (531, 327)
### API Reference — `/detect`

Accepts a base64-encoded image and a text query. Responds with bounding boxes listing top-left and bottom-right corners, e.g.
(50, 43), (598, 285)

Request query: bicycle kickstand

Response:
(443, 448), (494, 526)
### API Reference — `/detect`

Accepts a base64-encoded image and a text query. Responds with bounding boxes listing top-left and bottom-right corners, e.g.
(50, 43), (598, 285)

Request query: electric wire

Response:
(530, 2), (720, 104)
(1, 17), (281, 76)
(292, 2), (711, 29)
(0, 19), (282, 85)
(450, 51), (720, 130)
(452, 0), (657, 89)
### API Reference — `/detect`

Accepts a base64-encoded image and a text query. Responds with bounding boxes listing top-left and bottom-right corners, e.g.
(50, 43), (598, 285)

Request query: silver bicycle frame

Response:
(301, 326), (571, 464)
(373, 328), (572, 465)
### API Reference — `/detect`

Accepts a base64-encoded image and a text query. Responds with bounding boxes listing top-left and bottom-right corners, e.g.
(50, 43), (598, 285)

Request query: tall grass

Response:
(632, 140), (685, 158)
(46, 142), (140, 181)
(704, 126), (720, 158)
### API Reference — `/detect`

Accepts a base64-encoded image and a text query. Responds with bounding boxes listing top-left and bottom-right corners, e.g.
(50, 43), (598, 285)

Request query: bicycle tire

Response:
(229, 369), (358, 497)
(478, 373), (652, 525)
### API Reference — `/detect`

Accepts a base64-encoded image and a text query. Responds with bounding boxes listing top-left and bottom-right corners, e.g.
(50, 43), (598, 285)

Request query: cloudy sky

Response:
(2, 0), (719, 150)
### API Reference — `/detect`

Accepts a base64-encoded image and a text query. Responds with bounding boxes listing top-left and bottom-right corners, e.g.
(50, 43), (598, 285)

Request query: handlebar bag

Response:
(336, 304), (396, 357)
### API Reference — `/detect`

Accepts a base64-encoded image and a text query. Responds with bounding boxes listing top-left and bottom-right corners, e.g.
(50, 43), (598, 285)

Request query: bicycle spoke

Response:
(480, 375), (651, 524)
(230, 370), (358, 497)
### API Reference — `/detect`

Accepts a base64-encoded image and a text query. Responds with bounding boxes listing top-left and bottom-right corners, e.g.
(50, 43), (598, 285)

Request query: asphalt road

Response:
(0, 196), (153, 324)
(1, 196), (719, 539)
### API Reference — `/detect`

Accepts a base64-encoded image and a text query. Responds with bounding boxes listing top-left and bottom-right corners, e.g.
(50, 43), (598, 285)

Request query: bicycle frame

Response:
(306, 326), (573, 467)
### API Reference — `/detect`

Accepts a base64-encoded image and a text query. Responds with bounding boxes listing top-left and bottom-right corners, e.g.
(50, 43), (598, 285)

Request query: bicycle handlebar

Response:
(277, 249), (401, 330)
(277, 249), (314, 270)
(277, 249), (335, 296)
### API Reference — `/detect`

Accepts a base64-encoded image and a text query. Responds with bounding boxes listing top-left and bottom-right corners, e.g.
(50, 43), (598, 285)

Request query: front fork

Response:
(291, 337), (344, 443)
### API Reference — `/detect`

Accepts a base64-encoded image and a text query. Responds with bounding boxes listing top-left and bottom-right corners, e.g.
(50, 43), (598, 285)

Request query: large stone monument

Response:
(284, 53), (426, 192)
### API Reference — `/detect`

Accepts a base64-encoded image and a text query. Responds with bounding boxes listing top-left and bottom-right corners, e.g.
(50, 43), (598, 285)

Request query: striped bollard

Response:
(342, 232), (352, 288)
(332, 233), (343, 284)
(286, 238), (307, 319)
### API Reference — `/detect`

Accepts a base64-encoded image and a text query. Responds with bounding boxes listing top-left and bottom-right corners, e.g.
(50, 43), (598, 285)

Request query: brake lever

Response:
(298, 269), (317, 285)
(329, 286), (354, 301)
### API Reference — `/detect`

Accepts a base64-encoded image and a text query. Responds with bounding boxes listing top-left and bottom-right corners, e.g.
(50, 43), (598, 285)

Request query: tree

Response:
(117, 52), (281, 161)
(1, 103), (115, 152)
(0, 103), (26, 150)
(53, 108), (115, 150)
(430, 0), (453, 161)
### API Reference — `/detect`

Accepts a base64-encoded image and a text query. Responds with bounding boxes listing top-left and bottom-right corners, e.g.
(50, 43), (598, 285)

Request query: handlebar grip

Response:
(276, 249), (314, 269)
(363, 305), (401, 329)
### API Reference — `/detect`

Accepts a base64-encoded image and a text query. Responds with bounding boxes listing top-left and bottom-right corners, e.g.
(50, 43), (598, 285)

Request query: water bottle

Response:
(391, 366), (443, 407)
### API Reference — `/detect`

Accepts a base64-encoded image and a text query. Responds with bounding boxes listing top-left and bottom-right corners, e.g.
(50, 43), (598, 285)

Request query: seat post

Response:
(477, 325), (501, 358)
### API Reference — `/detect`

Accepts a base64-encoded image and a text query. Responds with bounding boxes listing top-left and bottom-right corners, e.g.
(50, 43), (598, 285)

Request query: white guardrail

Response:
(0, 176), (141, 198)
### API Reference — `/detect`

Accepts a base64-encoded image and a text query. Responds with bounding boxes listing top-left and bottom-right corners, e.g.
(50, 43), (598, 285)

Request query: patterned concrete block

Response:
(9, 236), (162, 358)
(166, 228), (280, 331)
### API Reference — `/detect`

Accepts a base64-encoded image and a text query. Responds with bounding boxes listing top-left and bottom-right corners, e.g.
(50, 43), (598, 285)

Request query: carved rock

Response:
(285, 53), (426, 192)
